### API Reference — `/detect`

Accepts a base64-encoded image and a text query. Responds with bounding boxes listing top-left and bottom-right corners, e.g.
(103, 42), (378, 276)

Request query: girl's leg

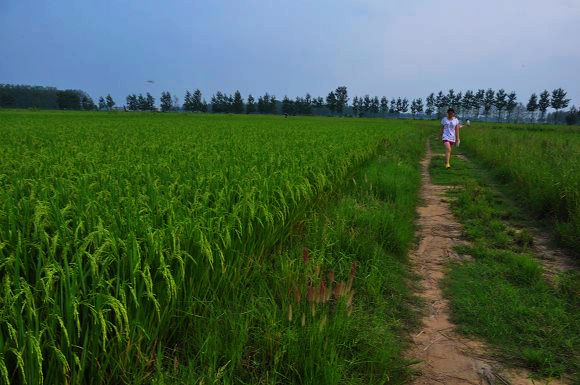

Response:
(444, 141), (452, 167)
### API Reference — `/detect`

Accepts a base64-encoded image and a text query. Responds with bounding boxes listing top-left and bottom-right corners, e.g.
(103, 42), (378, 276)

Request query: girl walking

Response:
(440, 108), (461, 168)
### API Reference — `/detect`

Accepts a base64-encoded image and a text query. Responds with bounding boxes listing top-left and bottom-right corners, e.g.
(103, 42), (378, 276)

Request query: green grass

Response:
(429, 137), (580, 380)
(459, 122), (580, 255)
(428, 145), (475, 186)
(0, 110), (431, 384)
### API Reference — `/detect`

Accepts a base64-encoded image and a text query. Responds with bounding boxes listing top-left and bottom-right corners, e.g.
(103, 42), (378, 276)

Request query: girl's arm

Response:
(455, 124), (461, 142)
(440, 124), (444, 138)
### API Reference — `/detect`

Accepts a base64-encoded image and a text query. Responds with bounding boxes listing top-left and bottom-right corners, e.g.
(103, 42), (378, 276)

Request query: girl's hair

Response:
(447, 108), (455, 113)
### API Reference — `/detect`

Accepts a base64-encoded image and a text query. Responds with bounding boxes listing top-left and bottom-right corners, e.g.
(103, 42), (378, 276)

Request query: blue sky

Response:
(1, 0), (579, 108)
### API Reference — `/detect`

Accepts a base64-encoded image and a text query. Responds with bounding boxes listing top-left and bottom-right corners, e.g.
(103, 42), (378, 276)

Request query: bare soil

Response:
(531, 231), (577, 279)
(407, 144), (568, 385)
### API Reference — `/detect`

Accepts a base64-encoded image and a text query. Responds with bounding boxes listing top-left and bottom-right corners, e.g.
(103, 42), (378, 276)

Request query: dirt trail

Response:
(407, 144), (567, 385)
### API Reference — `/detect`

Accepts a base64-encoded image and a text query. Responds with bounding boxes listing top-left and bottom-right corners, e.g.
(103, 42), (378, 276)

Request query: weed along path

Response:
(407, 143), (556, 385)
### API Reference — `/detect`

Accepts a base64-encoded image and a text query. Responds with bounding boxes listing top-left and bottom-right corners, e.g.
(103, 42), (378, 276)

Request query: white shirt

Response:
(441, 117), (459, 142)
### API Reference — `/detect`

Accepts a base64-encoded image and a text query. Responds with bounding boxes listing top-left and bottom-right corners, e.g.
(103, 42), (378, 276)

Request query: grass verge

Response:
(429, 137), (579, 380)
(153, 129), (430, 384)
(459, 124), (580, 256)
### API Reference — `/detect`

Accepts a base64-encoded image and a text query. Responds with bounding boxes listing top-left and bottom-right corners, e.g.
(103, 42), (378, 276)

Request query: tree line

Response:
(121, 86), (571, 124)
(0, 84), (97, 110)
(350, 88), (570, 123)
(1, 83), (576, 124)
(124, 89), (324, 115)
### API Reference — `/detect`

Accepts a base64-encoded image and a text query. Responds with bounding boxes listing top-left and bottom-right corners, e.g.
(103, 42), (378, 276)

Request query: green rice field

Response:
(0, 110), (578, 384)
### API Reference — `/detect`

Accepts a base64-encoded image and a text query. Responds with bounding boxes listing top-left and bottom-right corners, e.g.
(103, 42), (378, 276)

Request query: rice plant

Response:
(0, 110), (429, 384)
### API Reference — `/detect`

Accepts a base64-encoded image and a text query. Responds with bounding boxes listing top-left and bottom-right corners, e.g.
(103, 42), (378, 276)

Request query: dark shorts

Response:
(443, 140), (455, 146)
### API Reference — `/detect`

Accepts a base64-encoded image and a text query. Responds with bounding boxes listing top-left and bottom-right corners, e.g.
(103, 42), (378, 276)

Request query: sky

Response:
(1, 0), (579, 108)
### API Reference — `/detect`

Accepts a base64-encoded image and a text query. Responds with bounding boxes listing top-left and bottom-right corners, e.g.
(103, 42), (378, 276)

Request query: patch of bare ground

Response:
(530, 230), (577, 279)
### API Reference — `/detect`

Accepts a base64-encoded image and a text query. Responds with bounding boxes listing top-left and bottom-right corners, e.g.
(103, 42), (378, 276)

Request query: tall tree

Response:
(538, 90), (550, 122)
(246, 94), (256, 114)
(435, 91), (446, 118)
(192, 89), (203, 111)
(98, 96), (107, 110)
(269, 95), (277, 114)
(81, 95), (96, 110)
(282, 95), (294, 115)
(145, 92), (155, 111)
(294, 97), (304, 115)
(483, 89), (495, 119)
(461, 90), (473, 119)
(371, 96), (380, 114)
(473, 89), (485, 118)
(454, 91), (463, 112)
(395, 97), (402, 113)
(126, 94), (138, 111)
(352, 96), (360, 116)
(363, 95), (372, 114)
(446, 89), (456, 109)
(257, 95), (265, 113)
(354, 96), (364, 117)
(401, 98), (409, 113)
(506, 91), (517, 121)
(160, 91), (173, 112)
(334, 86), (348, 114)
(494, 89), (507, 121)
(410, 99), (417, 116)
(389, 98), (396, 114)
(380, 96), (388, 116)
(565, 106), (578, 125)
(551, 88), (570, 121)
(513, 103), (525, 123)
(212, 91), (224, 113)
(232, 90), (244, 114)
(415, 97), (424, 115)
(106, 94), (115, 110)
(183, 90), (193, 111)
(326, 91), (337, 114)
(425, 93), (435, 117)
(526, 93), (538, 122)
(219, 94), (227, 113)
(137, 94), (147, 110)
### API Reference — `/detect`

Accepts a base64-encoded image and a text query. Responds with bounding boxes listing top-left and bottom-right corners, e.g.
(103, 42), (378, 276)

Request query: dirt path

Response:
(407, 144), (567, 385)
